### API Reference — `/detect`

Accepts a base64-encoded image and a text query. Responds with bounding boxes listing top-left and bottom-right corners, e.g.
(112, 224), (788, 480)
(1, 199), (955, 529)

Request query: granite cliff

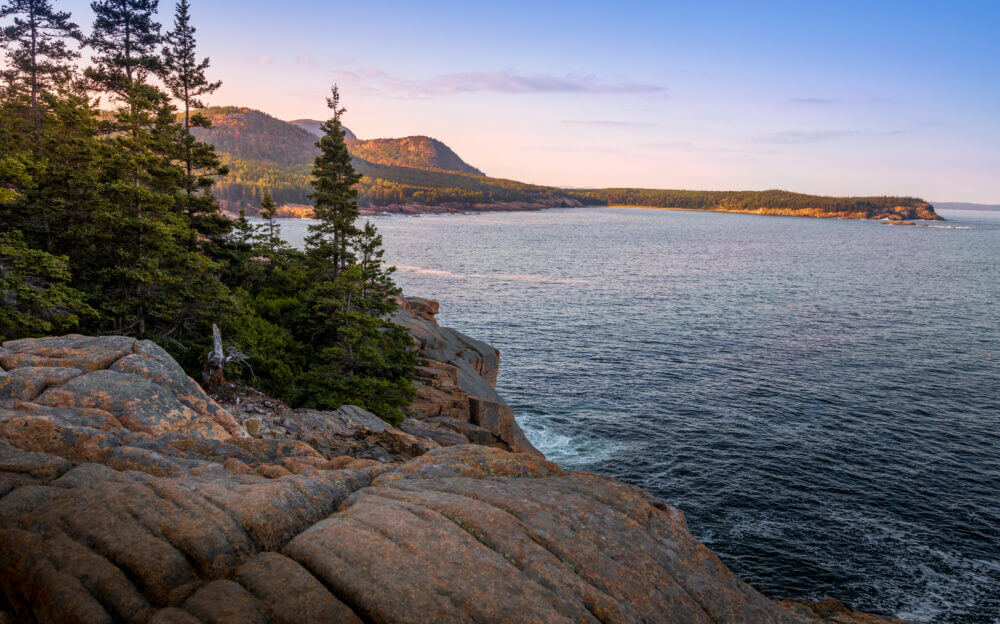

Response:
(0, 300), (910, 623)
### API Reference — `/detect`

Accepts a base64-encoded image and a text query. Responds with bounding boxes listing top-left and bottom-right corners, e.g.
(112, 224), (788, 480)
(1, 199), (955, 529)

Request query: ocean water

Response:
(275, 207), (999, 623)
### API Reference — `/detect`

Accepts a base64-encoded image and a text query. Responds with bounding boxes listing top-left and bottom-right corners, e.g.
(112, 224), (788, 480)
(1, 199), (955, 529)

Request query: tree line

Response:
(568, 188), (931, 217)
(0, 0), (415, 422)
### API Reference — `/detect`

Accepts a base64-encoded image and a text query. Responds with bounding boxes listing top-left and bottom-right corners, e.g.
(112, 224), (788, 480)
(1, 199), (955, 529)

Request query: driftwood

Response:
(203, 324), (249, 386)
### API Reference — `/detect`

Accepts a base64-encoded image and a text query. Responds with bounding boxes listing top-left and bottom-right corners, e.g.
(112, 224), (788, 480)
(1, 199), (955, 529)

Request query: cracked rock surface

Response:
(0, 330), (908, 623)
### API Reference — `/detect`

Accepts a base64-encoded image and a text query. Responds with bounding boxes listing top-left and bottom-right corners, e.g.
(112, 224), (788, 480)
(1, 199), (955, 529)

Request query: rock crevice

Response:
(0, 311), (910, 623)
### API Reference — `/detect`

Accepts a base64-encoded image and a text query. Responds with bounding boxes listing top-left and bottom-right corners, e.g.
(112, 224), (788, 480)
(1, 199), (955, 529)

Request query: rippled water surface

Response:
(279, 207), (999, 623)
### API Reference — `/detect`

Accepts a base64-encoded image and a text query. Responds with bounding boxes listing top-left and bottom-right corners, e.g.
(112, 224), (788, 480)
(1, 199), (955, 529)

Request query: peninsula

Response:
(196, 108), (941, 222)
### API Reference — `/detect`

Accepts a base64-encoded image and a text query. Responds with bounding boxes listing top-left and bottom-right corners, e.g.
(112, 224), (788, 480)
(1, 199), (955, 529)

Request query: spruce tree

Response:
(0, 231), (94, 339)
(162, 0), (218, 137)
(162, 0), (226, 232)
(259, 191), (284, 254)
(85, 0), (227, 340)
(354, 220), (399, 311)
(87, 0), (161, 106)
(2, 86), (104, 253)
(292, 86), (415, 422)
(0, 0), (82, 138)
(305, 85), (361, 278)
(232, 208), (258, 247)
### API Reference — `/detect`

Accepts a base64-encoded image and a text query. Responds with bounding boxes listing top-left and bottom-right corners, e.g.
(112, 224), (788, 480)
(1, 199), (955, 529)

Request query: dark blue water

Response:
(278, 207), (1000, 623)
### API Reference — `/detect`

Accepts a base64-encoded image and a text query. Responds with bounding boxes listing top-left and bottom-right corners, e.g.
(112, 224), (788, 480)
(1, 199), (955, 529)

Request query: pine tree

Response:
(0, 0), (82, 138)
(162, 0), (226, 232)
(354, 220), (399, 311)
(84, 0), (226, 339)
(305, 85), (361, 278)
(86, 0), (161, 106)
(259, 191), (285, 254)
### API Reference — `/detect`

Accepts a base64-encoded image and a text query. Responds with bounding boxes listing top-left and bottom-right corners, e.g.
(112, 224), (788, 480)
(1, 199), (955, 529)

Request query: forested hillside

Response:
(197, 107), (563, 213)
(193, 107), (320, 165)
(569, 189), (941, 221)
(347, 136), (483, 175)
(194, 108), (939, 220)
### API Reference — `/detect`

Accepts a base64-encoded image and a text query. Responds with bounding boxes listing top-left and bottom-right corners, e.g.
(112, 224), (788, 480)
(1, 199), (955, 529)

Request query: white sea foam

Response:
(519, 416), (630, 468)
(392, 264), (588, 284)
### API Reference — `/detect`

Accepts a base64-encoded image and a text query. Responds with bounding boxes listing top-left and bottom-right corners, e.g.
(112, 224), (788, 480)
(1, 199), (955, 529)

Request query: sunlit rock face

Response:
(0, 332), (908, 623)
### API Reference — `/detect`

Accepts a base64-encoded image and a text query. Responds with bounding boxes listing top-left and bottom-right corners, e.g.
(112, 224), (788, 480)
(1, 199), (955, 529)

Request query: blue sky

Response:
(58, 0), (1000, 202)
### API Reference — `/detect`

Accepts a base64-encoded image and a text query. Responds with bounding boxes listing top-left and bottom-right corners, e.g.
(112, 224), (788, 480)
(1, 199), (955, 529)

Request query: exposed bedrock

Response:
(391, 296), (542, 457)
(0, 323), (910, 623)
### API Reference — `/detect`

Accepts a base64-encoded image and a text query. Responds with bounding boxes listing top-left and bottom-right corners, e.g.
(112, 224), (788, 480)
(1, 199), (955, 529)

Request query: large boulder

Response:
(1, 335), (246, 441)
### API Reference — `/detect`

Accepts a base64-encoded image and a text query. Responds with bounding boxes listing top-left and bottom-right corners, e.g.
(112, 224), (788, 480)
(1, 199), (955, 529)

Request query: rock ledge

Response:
(0, 322), (910, 623)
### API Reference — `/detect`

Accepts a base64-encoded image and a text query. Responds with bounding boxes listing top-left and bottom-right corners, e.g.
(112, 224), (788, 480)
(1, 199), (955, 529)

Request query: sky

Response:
(57, 0), (1000, 202)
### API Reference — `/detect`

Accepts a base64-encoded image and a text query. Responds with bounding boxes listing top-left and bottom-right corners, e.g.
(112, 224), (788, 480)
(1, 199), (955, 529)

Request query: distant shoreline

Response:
(230, 199), (950, 222)
(609, 204), (946, 221)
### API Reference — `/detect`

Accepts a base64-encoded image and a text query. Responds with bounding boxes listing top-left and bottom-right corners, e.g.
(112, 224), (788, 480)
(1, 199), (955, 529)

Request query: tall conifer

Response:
(162, 0), (225, 230)
(87, 0), (161, 104)
(85, 0), (225, 338)
(259, 191), (283, 255)
(305, 85), (361, 278)
(0, 0), (82, 137)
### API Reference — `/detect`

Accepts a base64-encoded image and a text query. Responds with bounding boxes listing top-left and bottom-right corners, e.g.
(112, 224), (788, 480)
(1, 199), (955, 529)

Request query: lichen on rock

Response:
(0, 313), (911, 623)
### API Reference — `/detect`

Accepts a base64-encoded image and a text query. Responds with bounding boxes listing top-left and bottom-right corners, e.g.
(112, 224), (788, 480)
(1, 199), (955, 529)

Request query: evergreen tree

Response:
(232, 208), (259, 247)
(0, 230), (93, 339)
(0, 0), (82, 138)
(2, 86), (104, 254)
(292, 86), (415, 423)
(86, 0), (161, 106)
(162, 0), (226, 233)
(305, 85), (360, 278)
(162, 0), (218, 138)
(84, 0), (228, 339)
(259, 190), (284, 254)
(354, 220), (398, 310)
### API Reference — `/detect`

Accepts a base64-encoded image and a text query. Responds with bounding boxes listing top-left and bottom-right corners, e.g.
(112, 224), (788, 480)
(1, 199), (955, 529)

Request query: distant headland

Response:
(197, 106), (941, 222)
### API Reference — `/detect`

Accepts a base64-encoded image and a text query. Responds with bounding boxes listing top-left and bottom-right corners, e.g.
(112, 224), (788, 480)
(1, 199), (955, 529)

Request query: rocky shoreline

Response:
(0, 298), (911, 623)
(360, 197), (585, 216)
(614, 203), (943, 221)
(262, 197), (941, 221)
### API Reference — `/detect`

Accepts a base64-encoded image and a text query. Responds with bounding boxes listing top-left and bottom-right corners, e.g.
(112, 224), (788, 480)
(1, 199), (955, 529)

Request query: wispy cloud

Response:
(789, 97), (838, 105)
(332, 67), (665, 97)
(637, 140), (775, 155)
(756, 129), (903, 144)
(562, 120), (660, 128)
(256, 55), (273, 65)
(296, 55), (316, 66)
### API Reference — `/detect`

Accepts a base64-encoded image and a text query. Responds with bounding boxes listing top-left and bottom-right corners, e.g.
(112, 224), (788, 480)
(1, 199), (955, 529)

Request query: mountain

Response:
(193, 106), (938, 221)
(193, 107), (318, 166)
(346, 136), (484, 175)
(290, 118), (357, 140)
(195, 107), (568, 214)
(290, 120), (481, 174)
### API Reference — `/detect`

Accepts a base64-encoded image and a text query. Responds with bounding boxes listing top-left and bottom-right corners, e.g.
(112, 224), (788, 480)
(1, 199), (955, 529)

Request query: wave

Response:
(518, 415), (633, 468)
